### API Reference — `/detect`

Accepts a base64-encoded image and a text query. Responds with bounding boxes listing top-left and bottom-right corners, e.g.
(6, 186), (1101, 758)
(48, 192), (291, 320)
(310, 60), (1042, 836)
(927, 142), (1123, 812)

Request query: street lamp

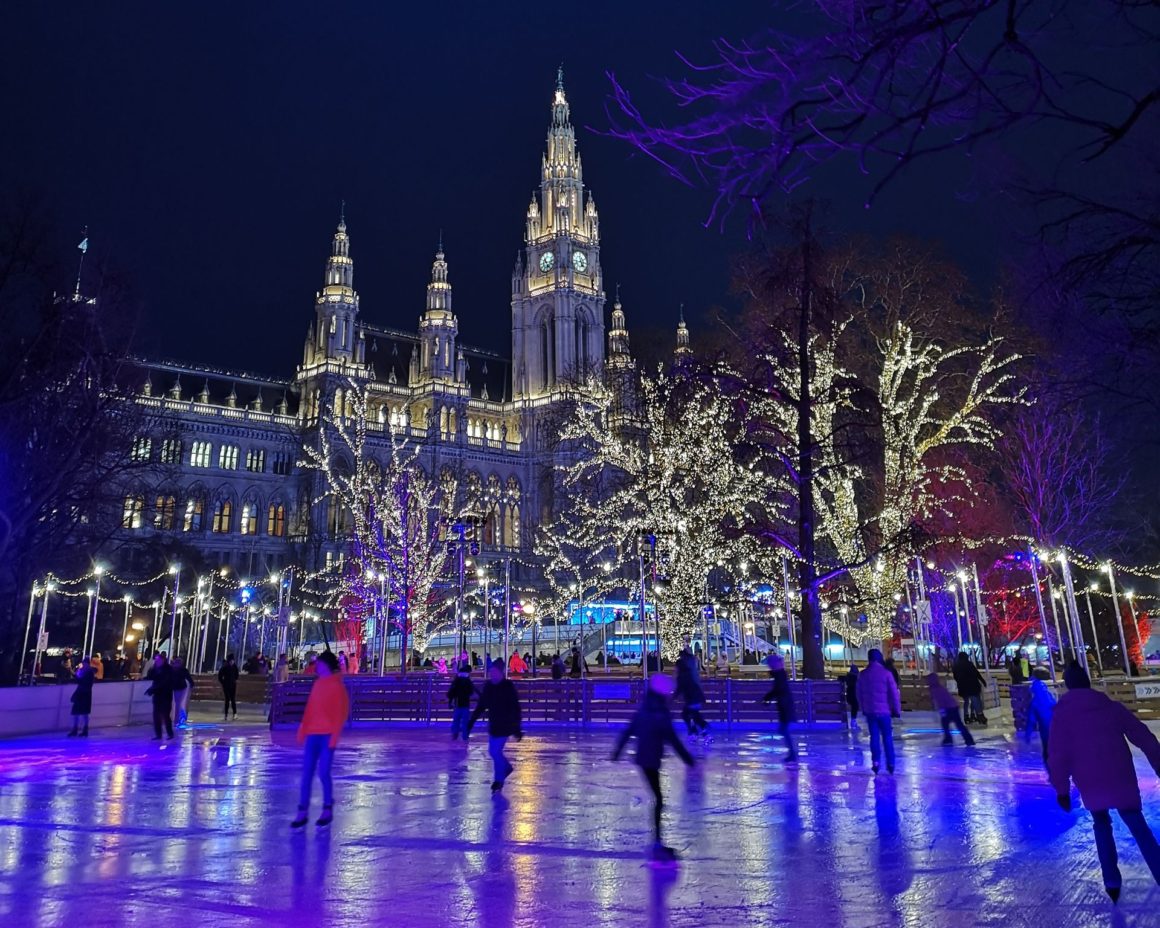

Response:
(1105, 563), (1131, 676)
(1084, 583), (1103, 673)
(167, 564), (181, 655)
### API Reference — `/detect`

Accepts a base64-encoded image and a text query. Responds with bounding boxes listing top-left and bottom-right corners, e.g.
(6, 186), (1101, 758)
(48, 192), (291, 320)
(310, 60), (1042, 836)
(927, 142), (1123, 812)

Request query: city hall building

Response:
(112, 74), (681, 591)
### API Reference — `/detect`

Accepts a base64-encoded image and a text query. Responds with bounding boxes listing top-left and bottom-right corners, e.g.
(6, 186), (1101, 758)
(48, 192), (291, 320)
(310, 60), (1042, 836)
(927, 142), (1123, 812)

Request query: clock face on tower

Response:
(572, 251), (588, 273)
(539, 252), (555, 273)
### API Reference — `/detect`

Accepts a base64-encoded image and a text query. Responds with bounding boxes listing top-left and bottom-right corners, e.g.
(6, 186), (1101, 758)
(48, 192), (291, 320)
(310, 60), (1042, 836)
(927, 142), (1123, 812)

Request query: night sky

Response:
(0, 1), (1007, 376)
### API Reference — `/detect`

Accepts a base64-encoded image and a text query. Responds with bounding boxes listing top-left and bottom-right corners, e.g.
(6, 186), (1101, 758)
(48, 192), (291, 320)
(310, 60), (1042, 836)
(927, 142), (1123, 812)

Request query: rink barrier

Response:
(0, 680), (157, 738)
(269, 674), (848, 730)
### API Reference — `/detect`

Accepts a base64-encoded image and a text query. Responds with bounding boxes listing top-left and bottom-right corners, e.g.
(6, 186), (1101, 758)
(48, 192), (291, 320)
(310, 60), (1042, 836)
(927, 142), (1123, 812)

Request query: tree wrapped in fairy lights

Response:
(299, 383), (457, 658)
(542, 369), (780, 658)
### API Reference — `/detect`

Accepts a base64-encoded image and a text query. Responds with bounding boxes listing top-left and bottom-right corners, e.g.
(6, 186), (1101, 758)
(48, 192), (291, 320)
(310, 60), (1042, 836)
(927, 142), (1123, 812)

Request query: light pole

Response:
(120, 596), (133, 658)
(1105, 563), (1130, 676)
(780, 553), (796, 680)
(503, 558), (512, 671)
(971, 563), (992, 675)
(167, 564), (181, 655)
(1084, 583), (1103, 674)
(19, 581), (40, 683)
(478, 567), (490, 665)
(83, 565), (105, 658)
(1026, 550), (1056, 682)
(1056, 552), (1088, 675)
(1125, 590), (1142, 661)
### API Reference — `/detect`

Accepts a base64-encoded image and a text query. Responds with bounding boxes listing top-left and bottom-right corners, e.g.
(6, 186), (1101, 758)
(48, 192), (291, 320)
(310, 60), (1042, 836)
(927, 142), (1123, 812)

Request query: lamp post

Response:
(19, 581), (40, 683)
(780, 553), (796, 681)
(167, 565), (181, 655)
(479, 567), (490, 665)
(1105, 564), (1131, 676)
(503, 558), (512, 672)
(1084, 584), (1103, 674)
(521, 601), (534, 674)
(1125, 591), (1142, 660)
(971, 564), (992, 675)
(83, 565), (105, 658)
(120, 596), (133, 658)
(1026, 550), (1056, 682)
(1056, 552), (1088, 675)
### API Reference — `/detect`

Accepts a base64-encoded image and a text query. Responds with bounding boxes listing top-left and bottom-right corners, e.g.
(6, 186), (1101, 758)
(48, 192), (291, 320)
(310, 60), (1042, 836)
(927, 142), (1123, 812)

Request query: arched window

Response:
(183, 495), (205, 532)
(121, 495), (144, 529)
(239, 501), (258, 535)
(212, 498), (233, 533)
(154, 495), (176, 531)
(503, 477), (522, 548)
(268, 503), (286, 537)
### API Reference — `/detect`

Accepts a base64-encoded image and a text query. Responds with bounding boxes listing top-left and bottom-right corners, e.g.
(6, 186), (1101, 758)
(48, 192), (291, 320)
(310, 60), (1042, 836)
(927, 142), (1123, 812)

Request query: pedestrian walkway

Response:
(1, 712), (1157, 927)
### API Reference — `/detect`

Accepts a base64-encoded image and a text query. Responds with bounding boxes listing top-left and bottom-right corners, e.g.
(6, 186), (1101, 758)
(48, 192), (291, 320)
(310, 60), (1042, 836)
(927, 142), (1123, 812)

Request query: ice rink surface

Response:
(2, 707), (1158, 927)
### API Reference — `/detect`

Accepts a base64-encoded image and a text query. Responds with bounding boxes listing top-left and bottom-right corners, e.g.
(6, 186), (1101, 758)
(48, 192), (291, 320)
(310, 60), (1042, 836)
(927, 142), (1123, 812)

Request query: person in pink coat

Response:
(1048, 661), (1160, 902)
(855, 649), (902, 775)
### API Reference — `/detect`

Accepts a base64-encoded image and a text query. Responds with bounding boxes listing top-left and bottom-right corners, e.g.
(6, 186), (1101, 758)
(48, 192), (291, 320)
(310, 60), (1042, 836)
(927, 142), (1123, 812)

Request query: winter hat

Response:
(648, 674), (676, 697)
(1063, 661), (1091, 690)
(867, 648), (884, 663)
(317, 651), (340, 673)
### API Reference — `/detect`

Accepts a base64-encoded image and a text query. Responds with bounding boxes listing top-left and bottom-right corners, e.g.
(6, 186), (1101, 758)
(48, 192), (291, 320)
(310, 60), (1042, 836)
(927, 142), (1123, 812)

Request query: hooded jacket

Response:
(952, 656), (985, 698)
(447, 674), (476, 709)
(1025, 679), (1056, 736)
(1048, 687), (1160, 811)
(926, 674), (959, 711)
(856, 661), (902, 716)
(468, 678), (523, 737)
(298, 674), (351, 748)
(613, 691), (695, 770)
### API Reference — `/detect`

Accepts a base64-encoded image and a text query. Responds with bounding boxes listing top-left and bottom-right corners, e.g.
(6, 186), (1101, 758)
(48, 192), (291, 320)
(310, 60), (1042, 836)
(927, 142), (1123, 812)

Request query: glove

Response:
(1057, 793), (1071, 812)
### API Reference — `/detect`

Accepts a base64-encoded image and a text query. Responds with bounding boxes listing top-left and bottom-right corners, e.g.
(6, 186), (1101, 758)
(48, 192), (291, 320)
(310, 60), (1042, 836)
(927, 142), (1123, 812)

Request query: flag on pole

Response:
(78, 238), (88, 253)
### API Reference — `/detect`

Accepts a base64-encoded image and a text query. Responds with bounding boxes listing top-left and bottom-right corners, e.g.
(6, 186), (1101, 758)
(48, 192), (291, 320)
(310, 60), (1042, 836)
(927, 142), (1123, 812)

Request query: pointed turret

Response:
(416, 239), (459, 384)
(607, 286), (634, 372)
(675, 304), (692, 357)
(306, 210), (361, 365)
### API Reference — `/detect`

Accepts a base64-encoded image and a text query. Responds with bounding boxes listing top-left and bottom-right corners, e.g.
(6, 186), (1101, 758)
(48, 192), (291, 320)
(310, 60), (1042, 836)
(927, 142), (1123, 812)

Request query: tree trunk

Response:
(796, 210), (824, 679)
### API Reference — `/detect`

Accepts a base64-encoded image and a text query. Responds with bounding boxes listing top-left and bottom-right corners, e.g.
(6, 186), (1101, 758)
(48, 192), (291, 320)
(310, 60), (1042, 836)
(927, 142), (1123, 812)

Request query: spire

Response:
(426, 239), (451, 313)
(529, 69), (597, 243)
(553, 64), (569, 126)
(675, 303), (692, 357)
(323, 214), (354, 291)
(338, 200), (346, 231)
(608, 288), (632, 367)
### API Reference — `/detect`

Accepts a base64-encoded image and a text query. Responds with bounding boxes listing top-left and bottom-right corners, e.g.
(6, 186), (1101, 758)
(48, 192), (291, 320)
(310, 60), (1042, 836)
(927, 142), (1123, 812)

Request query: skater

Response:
(570, 645), (587, 677)
(551, 653), (565, 680)
(447, 662), (476, 741)
(1024, 674), (1056, 764)
(761, 654), (797, 761)
(843, 665), (860, 732)
(68, 657), (97, 737)
(171, 657), (194, 727)
(1049, 661), (1160, 902)
(611, 674), (695, 862)
(90, 652), (104, 681)
(218, 654), (239, 719)
(274, 653), (290, 684)
(953, 652), (987, 725)
(145, 653), (175, 740)
(292, 650), (350, 828)
(467, 660), (524, 793)
(507, 651), (527, 676)
(856, 648), (901, 774)
(926, 673), (975, 746)
(675, 647), (711, 739)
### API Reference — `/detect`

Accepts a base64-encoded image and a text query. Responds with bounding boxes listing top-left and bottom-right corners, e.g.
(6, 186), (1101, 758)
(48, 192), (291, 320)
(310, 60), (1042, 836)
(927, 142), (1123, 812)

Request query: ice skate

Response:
(316, 805), (333, 827)
(290, 808), (309, 829)
(647, 842), (680, 866)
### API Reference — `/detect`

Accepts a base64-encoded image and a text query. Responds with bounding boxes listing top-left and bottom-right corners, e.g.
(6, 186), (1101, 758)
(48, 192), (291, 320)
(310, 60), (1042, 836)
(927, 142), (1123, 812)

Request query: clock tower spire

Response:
(512, 69), (606, 399)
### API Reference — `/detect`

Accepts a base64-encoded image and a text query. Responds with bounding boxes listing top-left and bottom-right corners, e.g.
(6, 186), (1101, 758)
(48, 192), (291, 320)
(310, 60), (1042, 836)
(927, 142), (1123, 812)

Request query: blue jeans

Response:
(865, 714), (895, 769)
(299, 734), (335, 809)
(1092, 809), (1160, 889)
(451, 707), (471, 740)
(488, 736), (513, 784)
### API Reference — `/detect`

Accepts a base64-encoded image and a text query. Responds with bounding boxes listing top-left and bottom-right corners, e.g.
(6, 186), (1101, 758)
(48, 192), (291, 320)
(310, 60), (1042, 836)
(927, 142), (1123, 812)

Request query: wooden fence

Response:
(270, 674), (848, 730)
(1010, 679), (1160, 731)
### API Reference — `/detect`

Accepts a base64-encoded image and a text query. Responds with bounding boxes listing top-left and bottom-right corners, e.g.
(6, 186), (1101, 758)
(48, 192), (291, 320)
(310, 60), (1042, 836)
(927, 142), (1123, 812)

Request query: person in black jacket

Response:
(467, 660), (524, 793)
(675, 648), (711, 739)
(952, 652), (987, 725)
(447, 663), (476, 741)
(68, 657), (97, 737)
(145, 653), (175, 740)
(843, 665), (860, 732)
(218, 655), (240, 720)
(551, 654), (565, 680)
(612, 674), (695, 861)
(171, 657), (195, 727)
(761, 653), (798, 762)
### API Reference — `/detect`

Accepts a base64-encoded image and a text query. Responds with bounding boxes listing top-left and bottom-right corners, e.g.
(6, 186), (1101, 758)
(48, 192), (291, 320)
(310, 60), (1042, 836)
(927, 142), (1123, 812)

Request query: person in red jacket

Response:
(292, 650), (350, 828)
(1049, 661), (1160, 902)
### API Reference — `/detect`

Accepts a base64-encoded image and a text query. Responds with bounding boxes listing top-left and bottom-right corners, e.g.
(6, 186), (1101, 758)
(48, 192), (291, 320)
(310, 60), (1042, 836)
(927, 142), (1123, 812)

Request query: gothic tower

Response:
(512, 69), (606, 399)
(302, 213), (365, 369)
(415, 241), (460, 385)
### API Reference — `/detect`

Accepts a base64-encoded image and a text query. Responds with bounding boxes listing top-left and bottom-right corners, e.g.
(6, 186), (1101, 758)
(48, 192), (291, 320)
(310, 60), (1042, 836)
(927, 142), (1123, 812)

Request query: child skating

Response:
(761, 653), (798, 762)
(467, 660), (524, 793)
(447, 662), (476, 741)
(612, 674), (695, 863)
(925, 673), (975, 746)
(292, 650), (350, 828)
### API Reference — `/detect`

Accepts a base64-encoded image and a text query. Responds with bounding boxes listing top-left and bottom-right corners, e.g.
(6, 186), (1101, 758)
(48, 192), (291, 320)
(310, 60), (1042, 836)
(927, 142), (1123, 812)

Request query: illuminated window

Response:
(131, 436), (152, 462)
(239, 502), (257, 535)
(190, 441), (212, 468)
(267, 503), (286, 537)
(218, 445), (240, 470)
(211, 499), (232, 533)
(245, 448), (266, 473)
(154, 495), (176, 530)
(183, 497), (204, 532)
(160, 438), (182, 464)
(121, 495), (144, 529)
(272, 452), (293, 476)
